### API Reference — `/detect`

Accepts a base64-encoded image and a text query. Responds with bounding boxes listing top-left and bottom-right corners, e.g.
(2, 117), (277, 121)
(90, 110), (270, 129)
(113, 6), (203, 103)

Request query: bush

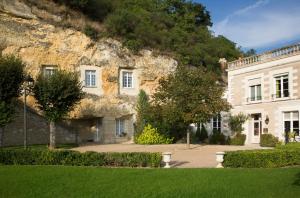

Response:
(196, 124), (208, 142)
(84, 25), (98, 40)
(0, 149), (161, 168)
(223, 148), (300, 168)
(260, 134), (279, 147)
(136, 124), (173, 145)
(229, 133), (246, 145)
(209, 130), (226, 145)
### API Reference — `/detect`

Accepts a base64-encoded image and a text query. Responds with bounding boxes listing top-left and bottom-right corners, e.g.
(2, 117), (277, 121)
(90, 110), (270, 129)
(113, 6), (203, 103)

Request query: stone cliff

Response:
(0, 0), (177, 120)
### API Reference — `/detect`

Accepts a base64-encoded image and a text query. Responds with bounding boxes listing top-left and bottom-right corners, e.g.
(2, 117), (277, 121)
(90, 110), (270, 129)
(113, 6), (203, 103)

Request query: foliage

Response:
(0, 55), (24, 129)
(135, 90), (150, 138)
(223, 148), (300, 168)
(0, 55), (24, 103)
(33, 70), (84, 122)
(243, 49), (256, 57)
(197, 124), (208, 142)
(154, 66), (230, 128)
(0, 149), (161, 167)
(229, 113), (249, 135)
(136, 124), (173, 145)
(53, 0), (116, 21)
(260, 134), (279, 147)
(209, 129), (227, 145)
(83, 25), (99, 40)
(229, 133), (246, 146)
(54, 0), (242, 72)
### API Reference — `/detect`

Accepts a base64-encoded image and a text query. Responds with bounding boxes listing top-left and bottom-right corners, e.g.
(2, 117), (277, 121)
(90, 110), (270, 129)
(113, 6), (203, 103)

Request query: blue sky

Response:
(194, 0), (300, 53)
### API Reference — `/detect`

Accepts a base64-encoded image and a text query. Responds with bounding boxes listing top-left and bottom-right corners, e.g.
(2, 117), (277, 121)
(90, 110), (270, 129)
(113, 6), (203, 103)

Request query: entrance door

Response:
(251, 114), (262, 143)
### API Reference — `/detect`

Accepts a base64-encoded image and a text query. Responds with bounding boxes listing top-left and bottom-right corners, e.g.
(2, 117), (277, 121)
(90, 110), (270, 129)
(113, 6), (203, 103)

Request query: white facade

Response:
(227, 43), (300, 144)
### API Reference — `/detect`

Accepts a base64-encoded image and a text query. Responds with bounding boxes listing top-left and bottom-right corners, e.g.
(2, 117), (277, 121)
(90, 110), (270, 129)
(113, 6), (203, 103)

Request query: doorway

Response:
(251, 113), (262, 143)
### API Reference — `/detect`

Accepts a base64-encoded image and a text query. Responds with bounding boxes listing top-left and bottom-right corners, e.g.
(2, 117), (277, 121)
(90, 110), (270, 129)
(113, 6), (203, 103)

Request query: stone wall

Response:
(2, 104), (76, 147)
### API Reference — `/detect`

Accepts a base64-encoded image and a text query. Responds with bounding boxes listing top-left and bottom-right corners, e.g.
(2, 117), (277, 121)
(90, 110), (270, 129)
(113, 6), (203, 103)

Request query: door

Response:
(251, 114), (262, 143)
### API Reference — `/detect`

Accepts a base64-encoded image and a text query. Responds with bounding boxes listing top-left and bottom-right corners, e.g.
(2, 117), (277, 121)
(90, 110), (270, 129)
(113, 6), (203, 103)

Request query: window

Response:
(116, 118), (125, 136)
(42, 65), (57, 77)
(85, 70), (96, 87)
(212, 114), (221, 132)
(284, 111), (299, 136)
(275, 74), (289, 98)
(122, 71), (133, 88)
(249, 84), (262, 101)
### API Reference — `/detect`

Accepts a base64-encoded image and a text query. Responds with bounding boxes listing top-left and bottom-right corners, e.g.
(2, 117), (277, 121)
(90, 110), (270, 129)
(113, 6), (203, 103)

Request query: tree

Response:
(0, 55), (24, 147)
(33, 70), (83, 149)
(135, 89), (150, 138)
(229, 113), (249, 135)
(153, 66), (230, 144)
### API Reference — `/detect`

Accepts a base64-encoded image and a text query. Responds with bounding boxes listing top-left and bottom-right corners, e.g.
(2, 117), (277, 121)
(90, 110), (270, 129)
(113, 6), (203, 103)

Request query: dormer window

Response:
(122, 71), (133, 88)
(42, 65), (57, 77)
(85, 70), (96, 87)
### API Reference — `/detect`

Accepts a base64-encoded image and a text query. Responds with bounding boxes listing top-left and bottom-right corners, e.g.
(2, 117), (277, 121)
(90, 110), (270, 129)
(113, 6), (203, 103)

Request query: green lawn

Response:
(0, 166), (299, 198)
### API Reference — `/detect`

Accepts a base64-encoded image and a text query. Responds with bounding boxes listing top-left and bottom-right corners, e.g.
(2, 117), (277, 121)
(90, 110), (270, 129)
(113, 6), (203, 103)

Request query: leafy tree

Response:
(135, 89), (150, 138)
(229, 113), (249, 135)
(0, 55), (24, 147)
(33, 70), (83, 149)
(153, 66), (230, 143)
(244, 49), (256, 57)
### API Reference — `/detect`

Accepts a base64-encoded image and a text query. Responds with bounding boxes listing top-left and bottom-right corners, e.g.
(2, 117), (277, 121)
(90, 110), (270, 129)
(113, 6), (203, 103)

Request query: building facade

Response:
(227, 43), (300, 144)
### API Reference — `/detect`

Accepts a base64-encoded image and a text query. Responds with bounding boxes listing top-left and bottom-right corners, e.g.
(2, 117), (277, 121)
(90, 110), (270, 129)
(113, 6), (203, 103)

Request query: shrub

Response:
(229, 113), (249, 135)
(83, 25), (98, 40)
(136, 124), (173, 145)
(196, 124), (208, 142)
(260, 134), (279, 147)
(0, 149), (161, 168)
(223, 148), (300, 168)
(209, 129), (226, 145)
(229, 133), (246, 145)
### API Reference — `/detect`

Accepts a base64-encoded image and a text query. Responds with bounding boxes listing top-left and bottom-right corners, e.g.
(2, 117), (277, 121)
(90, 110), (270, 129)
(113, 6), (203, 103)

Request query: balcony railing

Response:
(228, 43), (300, 69)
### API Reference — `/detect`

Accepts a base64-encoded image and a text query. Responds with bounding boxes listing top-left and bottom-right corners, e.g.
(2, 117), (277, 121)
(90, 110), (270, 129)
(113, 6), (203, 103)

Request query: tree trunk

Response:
(49, 121), (56, 149)
(0, 127), (3, 147)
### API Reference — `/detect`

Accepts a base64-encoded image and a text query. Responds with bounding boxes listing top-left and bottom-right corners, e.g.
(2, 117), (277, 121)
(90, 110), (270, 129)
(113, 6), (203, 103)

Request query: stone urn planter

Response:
(216, 152), (225, 168)
(162, 152), (172, 168)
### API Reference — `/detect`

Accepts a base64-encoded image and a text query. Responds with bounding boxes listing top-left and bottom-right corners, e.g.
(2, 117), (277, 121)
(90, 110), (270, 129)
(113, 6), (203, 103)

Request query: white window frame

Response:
(274, 74), (289, 99)
(122, 71), (133, 88)
(85, 70), (96, 87)
(43, 65), (57, 77)
(249, 84), (262, 102)
(283, 111), (299, 136)
(116, 118), (125, 136)
(212, 114), (221, 132)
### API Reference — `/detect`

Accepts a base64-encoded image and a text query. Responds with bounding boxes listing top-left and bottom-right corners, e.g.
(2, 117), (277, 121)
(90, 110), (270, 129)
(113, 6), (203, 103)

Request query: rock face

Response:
(0, 0), (177, 144)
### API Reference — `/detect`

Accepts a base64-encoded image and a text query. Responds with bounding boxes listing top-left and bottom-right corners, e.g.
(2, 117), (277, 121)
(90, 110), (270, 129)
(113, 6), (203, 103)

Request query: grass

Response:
(0, 166), (299, 198)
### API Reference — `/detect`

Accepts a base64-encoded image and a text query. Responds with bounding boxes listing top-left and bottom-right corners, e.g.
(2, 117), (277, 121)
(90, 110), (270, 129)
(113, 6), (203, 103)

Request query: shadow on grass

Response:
(293, 171), (300, 186)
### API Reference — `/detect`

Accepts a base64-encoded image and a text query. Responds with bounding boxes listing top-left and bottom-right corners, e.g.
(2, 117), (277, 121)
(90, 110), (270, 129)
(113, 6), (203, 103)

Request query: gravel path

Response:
(73, 144), (263, 168)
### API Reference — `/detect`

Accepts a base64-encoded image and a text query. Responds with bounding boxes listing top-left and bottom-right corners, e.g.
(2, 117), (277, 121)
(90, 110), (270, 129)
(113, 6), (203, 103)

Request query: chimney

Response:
(218, 58), (227, 70)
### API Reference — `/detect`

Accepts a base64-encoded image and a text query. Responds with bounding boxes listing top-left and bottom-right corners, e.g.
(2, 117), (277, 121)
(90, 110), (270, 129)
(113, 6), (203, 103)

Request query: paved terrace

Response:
(73, 144), (263, 168)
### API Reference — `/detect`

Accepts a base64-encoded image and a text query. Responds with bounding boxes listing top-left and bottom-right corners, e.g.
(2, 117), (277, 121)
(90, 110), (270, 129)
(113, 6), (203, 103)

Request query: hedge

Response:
(223, 149), (300, 168)
(260, 134), (279, 147)
(0, 149), (162, 168)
